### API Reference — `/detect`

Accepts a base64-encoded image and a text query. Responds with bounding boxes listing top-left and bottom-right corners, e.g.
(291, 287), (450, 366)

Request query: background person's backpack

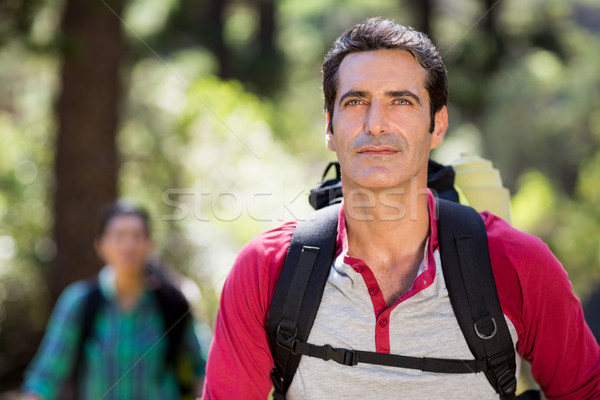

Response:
(70, 265), (196, 399)
(267, 158), (541, 400)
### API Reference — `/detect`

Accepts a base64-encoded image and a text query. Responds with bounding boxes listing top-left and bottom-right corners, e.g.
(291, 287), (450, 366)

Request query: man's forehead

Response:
(336, 49), (428, 95)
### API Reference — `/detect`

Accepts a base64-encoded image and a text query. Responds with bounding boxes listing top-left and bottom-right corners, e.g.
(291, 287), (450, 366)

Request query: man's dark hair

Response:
(322, 17), (448, 133)
(97, 201), (151, 238)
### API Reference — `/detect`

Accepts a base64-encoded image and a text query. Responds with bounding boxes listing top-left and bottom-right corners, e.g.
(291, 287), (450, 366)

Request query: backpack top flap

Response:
(308, 159), (459, 211)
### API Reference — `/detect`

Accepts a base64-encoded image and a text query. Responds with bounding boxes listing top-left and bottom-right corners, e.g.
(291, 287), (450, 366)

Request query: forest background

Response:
(1, 0), (600, 391)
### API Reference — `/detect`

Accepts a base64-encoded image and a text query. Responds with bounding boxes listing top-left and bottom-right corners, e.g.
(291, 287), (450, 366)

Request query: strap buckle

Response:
(497, 368), (517, 397)
(488, 353), (517, 396)
(276, 319), (298, 352)
(323, 344), (358, 366)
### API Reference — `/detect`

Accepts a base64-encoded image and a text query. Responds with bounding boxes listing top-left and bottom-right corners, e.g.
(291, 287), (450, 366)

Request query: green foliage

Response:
(0, 0), (46, 45)
(554, 150), (600, 297)
(0, 44), (57, 380)
(511, 170), (558, 235)
(0, 45), (57, 273)
(473, 2), (600, 195)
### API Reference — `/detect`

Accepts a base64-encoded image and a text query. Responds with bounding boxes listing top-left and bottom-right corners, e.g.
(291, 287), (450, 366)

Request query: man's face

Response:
(96, 215), (152, 273)
(327, 49), (447, 191)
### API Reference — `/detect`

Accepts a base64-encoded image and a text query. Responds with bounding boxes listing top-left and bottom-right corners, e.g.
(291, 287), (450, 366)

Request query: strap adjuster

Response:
(487, 352), (508, 369)
(487, 353), (517, 396)
(323, 344), (358, 366)
(496, 368), (517, 396)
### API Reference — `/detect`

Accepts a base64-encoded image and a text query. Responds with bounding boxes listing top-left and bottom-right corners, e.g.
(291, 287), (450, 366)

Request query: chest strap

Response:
(276, 334), (496, 374)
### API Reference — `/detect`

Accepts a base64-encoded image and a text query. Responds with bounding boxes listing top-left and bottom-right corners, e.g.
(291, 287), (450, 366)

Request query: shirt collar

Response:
(98, 266), (150, 304)
(98, 265), (118, 301)
(334, 189), (440, 302)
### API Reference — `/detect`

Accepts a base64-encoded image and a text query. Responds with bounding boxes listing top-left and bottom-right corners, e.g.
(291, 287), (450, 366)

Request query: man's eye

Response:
(395, 98), (411, 105)
(346, 99), (363, 106)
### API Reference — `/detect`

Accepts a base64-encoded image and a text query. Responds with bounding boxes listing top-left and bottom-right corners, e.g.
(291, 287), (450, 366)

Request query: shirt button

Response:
(368, 287), (379, 296)
(379, 317), (388, 327)
(355, 266), (364, 273)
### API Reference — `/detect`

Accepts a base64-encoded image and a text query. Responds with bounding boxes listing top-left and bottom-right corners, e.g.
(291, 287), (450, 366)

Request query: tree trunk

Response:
(257, 0), (276, 53)
(153, 0), (230, 78)
(204, 0), (230, 78)
(247, 0), (282, 94)
(51, 0), (125, 302)
(412, 0), (433, 38)
(481, 0), (503, 73)
(482, 0), (499, 34)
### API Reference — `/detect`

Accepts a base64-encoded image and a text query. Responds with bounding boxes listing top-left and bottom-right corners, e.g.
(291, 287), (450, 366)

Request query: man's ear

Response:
(325, 111), (336, 152)
(430, 106), (448, 150)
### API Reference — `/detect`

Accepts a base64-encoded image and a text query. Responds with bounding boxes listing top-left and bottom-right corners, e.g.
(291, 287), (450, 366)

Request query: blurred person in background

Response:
(20, 202), (206, 400)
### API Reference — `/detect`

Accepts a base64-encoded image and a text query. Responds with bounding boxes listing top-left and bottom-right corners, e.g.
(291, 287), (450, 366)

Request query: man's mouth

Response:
(357, 146), (399, 156)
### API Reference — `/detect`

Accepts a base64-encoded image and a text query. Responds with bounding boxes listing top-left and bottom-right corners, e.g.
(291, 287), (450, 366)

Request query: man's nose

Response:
(365, 101), (389, 136)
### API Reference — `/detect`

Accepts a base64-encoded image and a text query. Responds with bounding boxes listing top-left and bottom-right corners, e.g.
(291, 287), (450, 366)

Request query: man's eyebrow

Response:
(338, 90), (369, 106)
(386, 90), (422, 106)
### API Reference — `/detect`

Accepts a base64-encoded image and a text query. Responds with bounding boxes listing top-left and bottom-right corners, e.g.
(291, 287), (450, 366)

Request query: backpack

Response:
(73, 266), (196, 399)
(266, 159), (541, 400)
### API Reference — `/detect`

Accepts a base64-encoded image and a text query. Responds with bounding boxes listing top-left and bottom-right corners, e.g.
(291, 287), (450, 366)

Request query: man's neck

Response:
(114, 269), (146, 310)
(343, 180), (431, 305)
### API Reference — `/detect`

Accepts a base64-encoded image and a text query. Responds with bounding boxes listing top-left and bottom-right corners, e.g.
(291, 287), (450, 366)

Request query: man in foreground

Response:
(202, 17), (600, 399)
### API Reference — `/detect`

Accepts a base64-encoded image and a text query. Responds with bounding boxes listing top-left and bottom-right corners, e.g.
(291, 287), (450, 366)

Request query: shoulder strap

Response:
(80, 280), (103, 346)
(151, 275), (194, 396)
(73, 279), (104, 381)
(152, 279), (191, 366)
(437, 198), (517, 399)
(266, 204), (340, 399)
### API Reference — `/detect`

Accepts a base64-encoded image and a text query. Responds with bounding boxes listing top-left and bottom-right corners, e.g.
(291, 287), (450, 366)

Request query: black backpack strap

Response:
(151, 274), (194, 396)
(79, 279), (103, 347)
(76, 279), (104, 368)
(70, 278), (104, 393)
(266, 204), (340, 399)
(287, 340), (489, 373)
(152, 282), (191, 366)
(437, 198), (518, 399)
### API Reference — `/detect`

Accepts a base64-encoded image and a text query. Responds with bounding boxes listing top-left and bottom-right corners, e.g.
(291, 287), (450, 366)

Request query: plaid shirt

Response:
(23, 267), (206, 400)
